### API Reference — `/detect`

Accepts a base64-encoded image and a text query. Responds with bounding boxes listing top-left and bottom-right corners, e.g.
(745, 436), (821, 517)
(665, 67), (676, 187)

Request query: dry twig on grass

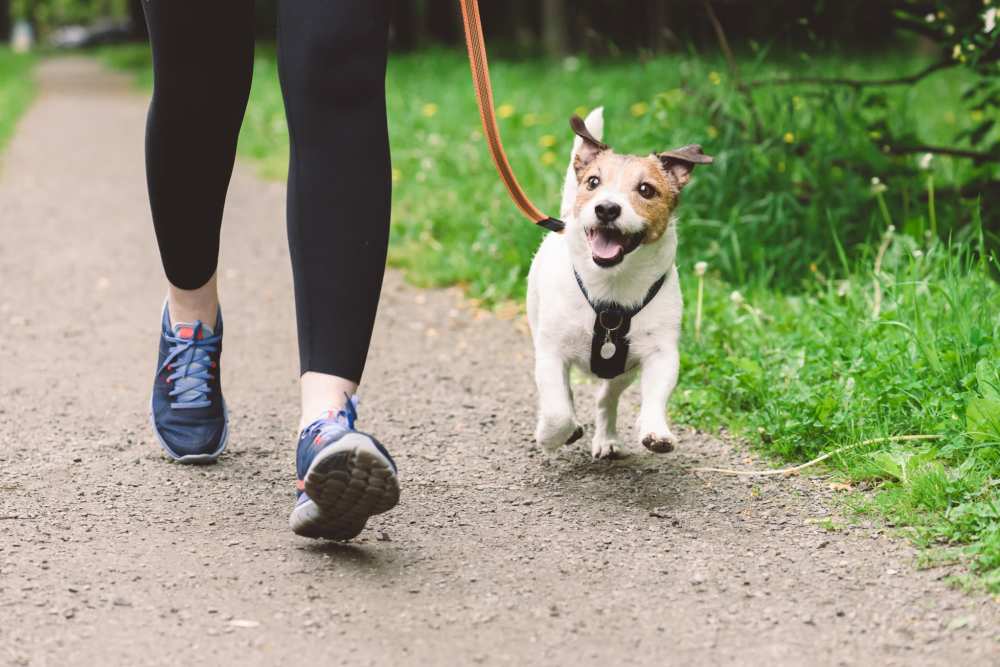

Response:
(692, 434), (943, 477)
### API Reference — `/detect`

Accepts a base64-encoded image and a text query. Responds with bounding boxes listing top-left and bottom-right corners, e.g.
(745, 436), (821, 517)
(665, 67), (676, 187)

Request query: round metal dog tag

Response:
(600, 341), (616, 359)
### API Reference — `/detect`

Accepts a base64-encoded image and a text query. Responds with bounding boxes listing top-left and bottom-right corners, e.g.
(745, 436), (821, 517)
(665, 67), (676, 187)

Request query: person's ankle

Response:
(167, 274), (220, 329)
(299, 372), (358, 432)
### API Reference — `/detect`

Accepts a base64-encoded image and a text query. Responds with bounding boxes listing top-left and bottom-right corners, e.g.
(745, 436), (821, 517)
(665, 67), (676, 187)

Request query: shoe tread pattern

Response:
(292, 436), (400, 540)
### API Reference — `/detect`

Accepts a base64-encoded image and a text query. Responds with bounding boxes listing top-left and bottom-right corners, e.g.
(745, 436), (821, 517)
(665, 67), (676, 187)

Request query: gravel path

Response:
(1, 58), (997, 667)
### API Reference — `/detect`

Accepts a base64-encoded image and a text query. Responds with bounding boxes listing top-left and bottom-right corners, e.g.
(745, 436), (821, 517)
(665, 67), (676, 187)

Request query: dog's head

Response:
(566, 113), (712, 270)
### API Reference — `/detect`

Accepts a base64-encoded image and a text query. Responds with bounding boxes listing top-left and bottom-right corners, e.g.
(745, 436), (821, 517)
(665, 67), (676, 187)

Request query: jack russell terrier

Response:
(527, 108), (712, 459)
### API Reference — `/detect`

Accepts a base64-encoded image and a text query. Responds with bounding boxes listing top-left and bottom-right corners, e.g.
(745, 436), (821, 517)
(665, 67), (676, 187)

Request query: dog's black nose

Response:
(594, 201), (621, 224)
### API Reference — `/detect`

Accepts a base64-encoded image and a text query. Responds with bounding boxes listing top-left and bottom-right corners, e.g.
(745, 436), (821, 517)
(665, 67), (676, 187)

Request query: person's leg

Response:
(143, 0), (254, 462)
(143, 0), (255, 325)
(278, 0), (398, 539)
(276, 0), (392, 429)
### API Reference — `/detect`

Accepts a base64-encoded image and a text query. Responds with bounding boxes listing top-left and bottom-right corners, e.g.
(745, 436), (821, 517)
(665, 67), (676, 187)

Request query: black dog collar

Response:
(573, 270), (668, 379)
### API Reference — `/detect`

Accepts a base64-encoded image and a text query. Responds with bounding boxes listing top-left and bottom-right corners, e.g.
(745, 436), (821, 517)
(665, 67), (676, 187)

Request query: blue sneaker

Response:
(150, 304), (229, 464)
(290, 397), (400, 540)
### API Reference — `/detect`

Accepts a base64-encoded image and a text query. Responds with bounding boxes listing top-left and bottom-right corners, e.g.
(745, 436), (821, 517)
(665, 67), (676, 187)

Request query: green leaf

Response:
(731, 357), (764, 390)
(976, 359), (1000, 401)
(870, 451), (904, 481)
(869, 447), (939, 483)
(966, 397), (1000, 443)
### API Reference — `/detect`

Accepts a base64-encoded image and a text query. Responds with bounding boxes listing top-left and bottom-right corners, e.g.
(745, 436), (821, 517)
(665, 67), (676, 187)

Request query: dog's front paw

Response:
(641, 430), (677, 454)
(536, 416), (582, 452)
(591, 437), (623, 460)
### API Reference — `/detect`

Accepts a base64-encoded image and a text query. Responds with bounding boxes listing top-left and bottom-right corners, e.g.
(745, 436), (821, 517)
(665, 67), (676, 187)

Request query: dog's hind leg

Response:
(592, 371), (633, 459)
(533, 352), (582, 452)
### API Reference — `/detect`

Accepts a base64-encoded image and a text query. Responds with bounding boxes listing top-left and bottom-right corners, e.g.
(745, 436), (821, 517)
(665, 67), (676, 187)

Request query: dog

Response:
(526, 107), (712, 459)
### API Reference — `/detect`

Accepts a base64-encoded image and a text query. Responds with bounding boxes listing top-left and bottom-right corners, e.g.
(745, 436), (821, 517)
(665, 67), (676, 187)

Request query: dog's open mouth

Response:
(586, 227), (644, 267)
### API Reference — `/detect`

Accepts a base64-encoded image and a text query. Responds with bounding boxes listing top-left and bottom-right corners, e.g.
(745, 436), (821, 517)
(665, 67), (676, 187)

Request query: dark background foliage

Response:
(0, 1), (907, 52)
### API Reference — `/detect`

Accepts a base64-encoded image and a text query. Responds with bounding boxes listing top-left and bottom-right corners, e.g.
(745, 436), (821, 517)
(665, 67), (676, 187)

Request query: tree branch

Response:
(888, 143), (995, 162)
(748, 60), (955, 90)
(701, 0), (765, 141)
(701, 0), (738, 78)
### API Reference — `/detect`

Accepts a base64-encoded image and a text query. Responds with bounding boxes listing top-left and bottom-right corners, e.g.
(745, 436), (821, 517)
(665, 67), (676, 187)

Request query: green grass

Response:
(97, 45), (1000, 590)
(677, 219), (1000, 591)
(0, 47), (36, 155)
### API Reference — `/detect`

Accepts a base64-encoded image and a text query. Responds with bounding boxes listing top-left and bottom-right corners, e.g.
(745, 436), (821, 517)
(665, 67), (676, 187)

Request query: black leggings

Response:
(142, 0), (391, 383)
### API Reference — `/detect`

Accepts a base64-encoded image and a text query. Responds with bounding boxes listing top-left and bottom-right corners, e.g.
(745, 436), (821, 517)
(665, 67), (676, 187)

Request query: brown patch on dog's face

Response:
(573, 153), (679, 243)
(573, 142), (606, 179)
(630, 155), (678, 243)
(568, 113), (714, 267)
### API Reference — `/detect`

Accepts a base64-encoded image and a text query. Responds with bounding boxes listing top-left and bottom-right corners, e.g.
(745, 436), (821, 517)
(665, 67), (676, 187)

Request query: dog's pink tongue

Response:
(590, 232), (624, 260)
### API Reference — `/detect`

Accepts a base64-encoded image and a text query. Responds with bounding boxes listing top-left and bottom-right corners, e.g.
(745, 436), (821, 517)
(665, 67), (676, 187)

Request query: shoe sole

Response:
(289, 433), (400, 541)
(149, 397), (230, 464)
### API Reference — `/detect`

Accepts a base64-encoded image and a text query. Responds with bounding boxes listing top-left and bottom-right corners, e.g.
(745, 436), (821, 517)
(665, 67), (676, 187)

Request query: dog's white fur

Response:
(527, 107), (683, 459)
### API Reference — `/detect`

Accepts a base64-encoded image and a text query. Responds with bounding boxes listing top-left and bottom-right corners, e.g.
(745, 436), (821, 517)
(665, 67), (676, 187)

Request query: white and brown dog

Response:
(527, 108), (712, 459)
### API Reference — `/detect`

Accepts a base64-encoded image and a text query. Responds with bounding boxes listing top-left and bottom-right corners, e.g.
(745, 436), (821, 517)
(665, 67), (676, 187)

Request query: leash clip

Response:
(537, 217), (566, 233)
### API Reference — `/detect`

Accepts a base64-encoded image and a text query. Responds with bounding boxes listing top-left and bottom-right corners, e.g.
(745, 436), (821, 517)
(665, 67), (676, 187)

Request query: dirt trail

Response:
(1, 58), (997, 667)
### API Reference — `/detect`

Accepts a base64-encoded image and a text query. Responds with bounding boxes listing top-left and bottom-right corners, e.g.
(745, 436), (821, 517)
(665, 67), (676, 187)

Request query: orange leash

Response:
(458, 0), (565, 233)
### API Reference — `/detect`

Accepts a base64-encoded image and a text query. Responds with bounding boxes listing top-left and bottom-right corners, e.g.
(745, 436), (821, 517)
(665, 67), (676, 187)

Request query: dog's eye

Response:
(586, 176), (600, 190)
(637, 183), (657, 199)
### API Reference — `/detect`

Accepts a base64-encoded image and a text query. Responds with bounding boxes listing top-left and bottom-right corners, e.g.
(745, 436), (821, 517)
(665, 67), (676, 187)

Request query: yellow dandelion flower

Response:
(541, 151), (556, 165)
(706, 125), (719, 139)
(630, 101), (649, 117)
(391, 168), (402, 183)
(574, 106), (588, 118)
(538, 134), (557, 148)
(971, 109), (985, 122)
(523, 113), (539, 127)
(708, 71), (722, 85)
(497, 104), (515, 119)
(421, 103), (438, 118)
(783, 132), (795, 144)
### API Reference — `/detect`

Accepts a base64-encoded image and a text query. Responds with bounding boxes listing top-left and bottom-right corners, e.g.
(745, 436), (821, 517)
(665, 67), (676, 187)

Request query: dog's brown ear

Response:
(570, 115), (608, 177)
(658, 145), (713, 189)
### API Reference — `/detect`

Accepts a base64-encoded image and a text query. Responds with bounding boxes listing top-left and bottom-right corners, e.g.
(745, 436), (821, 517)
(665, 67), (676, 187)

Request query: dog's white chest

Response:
(527, 235), (681, 378)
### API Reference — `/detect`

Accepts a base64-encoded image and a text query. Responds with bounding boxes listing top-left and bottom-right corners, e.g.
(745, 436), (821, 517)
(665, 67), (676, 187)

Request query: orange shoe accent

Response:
(176, 326), (205, 340)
